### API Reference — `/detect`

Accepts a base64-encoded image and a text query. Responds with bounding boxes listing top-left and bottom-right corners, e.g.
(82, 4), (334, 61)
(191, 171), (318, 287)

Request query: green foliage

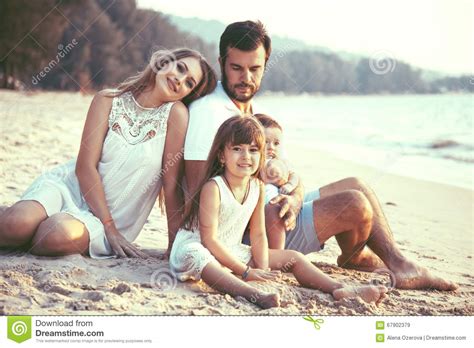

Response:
(0, 1), (469, 94)
(0, 0), (216, 91)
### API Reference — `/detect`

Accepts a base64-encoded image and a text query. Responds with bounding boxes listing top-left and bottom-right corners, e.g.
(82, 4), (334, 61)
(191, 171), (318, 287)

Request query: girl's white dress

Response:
(170, 175), (260, 281)
(20, 92), (175, 258)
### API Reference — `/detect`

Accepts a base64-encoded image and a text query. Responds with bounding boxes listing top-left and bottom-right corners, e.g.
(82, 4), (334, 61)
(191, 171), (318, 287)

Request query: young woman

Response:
(170, 116), (387, 309)
(0, 48), (217, 258)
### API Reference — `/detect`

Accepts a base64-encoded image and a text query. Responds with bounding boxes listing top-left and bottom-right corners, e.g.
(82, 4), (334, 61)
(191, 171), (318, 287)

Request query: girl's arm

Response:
(162, 102), (189, 254)
(199, 181), (248, 276)
(249, 181), (270, 269)
(75, 91), (146, 258)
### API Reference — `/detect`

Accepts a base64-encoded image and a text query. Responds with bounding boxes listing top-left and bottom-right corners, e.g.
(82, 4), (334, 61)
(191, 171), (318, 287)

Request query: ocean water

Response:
(258, 93), (474, 190)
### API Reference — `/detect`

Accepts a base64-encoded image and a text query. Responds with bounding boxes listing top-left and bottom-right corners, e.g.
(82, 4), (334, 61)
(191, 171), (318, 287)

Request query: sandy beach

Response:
(0, 90), (472, 315)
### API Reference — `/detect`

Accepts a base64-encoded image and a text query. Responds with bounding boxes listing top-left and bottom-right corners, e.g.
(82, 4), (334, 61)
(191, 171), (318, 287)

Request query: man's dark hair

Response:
(219, 20), (272, 65)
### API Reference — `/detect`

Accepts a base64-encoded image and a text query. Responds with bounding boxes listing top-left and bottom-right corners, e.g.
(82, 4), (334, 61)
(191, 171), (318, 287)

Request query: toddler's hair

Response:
(254, 113), (282, 130)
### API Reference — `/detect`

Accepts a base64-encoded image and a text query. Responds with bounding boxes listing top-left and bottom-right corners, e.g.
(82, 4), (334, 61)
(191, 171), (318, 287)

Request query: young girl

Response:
(0, 48), (216, 259)
(170, 116), (387, 309)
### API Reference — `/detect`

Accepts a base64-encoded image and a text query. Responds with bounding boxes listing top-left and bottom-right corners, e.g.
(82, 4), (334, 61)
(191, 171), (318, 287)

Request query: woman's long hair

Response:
(108, 48), (216, 106)
(182, 116), (266, 231)
(106, 48), (216, 214)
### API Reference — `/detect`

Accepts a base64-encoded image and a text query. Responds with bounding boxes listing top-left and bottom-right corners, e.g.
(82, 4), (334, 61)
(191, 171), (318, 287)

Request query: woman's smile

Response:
(166, 77), (177, 93)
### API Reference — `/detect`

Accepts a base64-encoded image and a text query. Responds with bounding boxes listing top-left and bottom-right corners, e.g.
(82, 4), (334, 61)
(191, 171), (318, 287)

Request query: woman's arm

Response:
(162, 102), (188, 254)
(75, 91), (146, 258)
(249, 181), (269, 269)
(199, 181), (248, 276)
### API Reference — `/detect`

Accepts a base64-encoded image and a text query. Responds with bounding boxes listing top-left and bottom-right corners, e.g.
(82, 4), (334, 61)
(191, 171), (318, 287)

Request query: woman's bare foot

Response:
(252, 292), (280, 309)
(333, 285), (387, 305)
(337, 248), (386, 272)
(392, 261), (458, 291)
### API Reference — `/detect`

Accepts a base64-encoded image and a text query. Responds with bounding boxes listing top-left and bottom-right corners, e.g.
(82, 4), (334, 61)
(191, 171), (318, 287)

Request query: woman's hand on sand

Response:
(245, 268), (282, 282)
(104, 224), (148, 258)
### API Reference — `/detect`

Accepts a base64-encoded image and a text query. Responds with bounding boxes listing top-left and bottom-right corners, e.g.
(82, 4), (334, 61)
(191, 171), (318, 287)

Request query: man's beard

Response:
(221, 72), (259, 103)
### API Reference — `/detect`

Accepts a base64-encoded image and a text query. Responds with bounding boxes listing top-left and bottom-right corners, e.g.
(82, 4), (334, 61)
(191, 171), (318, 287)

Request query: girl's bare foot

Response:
(333, 285), (387, 305)
(252, 292), (280, 309)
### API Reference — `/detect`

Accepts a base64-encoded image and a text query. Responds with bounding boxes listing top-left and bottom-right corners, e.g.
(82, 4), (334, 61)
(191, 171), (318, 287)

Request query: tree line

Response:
(0, 0), (217, 92)
(262, 50), (472, 94)
(0, 0), (471, 94)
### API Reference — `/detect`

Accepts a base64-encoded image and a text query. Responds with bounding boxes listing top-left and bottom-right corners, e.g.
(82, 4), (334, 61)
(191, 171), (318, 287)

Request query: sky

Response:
(137, 0), (473, 76)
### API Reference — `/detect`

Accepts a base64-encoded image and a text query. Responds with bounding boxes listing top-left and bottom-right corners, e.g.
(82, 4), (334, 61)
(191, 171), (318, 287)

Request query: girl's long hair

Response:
(107, 48), (217, 106)
(182, 116), (266, 231)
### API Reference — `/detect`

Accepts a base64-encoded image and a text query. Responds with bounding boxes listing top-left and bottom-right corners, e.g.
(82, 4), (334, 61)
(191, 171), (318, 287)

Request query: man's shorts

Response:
(242, 189), (324, 254)
(284, 190), (324, 254)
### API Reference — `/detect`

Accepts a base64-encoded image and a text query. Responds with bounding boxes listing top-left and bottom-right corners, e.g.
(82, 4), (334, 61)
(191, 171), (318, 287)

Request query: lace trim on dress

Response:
(109, 92), (174, 145)
(211, 176), (260, 246)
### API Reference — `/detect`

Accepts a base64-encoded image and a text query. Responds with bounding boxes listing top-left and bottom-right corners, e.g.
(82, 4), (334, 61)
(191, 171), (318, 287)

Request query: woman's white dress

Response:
(20, 91), (175, 258)
(170, 176), (260, 281)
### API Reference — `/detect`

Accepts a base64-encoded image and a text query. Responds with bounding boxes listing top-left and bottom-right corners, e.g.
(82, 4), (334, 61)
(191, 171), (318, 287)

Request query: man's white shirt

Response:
(184, 81), (264, 161)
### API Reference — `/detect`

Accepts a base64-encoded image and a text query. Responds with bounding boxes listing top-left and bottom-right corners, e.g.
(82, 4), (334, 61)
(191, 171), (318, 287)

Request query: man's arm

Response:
(270, 180), (304, 231)
(183, 98), (217, 204)
(185, 160), (207, 206)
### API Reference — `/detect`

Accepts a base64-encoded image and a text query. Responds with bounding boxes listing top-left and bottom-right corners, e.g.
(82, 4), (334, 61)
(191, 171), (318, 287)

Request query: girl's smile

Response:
(221, 143), (261, 177)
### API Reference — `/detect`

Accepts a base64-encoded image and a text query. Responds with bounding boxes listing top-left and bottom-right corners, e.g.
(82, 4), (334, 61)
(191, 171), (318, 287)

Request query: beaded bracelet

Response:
(242, 265), (250, 280)
(102, 217), (114, 227)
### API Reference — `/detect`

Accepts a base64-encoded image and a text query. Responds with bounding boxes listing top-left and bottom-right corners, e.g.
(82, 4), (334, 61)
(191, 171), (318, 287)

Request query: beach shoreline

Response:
(1, 90), (472, 315)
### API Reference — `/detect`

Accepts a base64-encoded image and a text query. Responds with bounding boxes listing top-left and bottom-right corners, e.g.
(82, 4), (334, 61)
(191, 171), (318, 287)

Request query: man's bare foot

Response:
(338, 248), (386, 272)
(333, 285), (387, 305)
(253, 292), (280, 309)
(392, 261), (458, 291)
(0, 205), (8, 216)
